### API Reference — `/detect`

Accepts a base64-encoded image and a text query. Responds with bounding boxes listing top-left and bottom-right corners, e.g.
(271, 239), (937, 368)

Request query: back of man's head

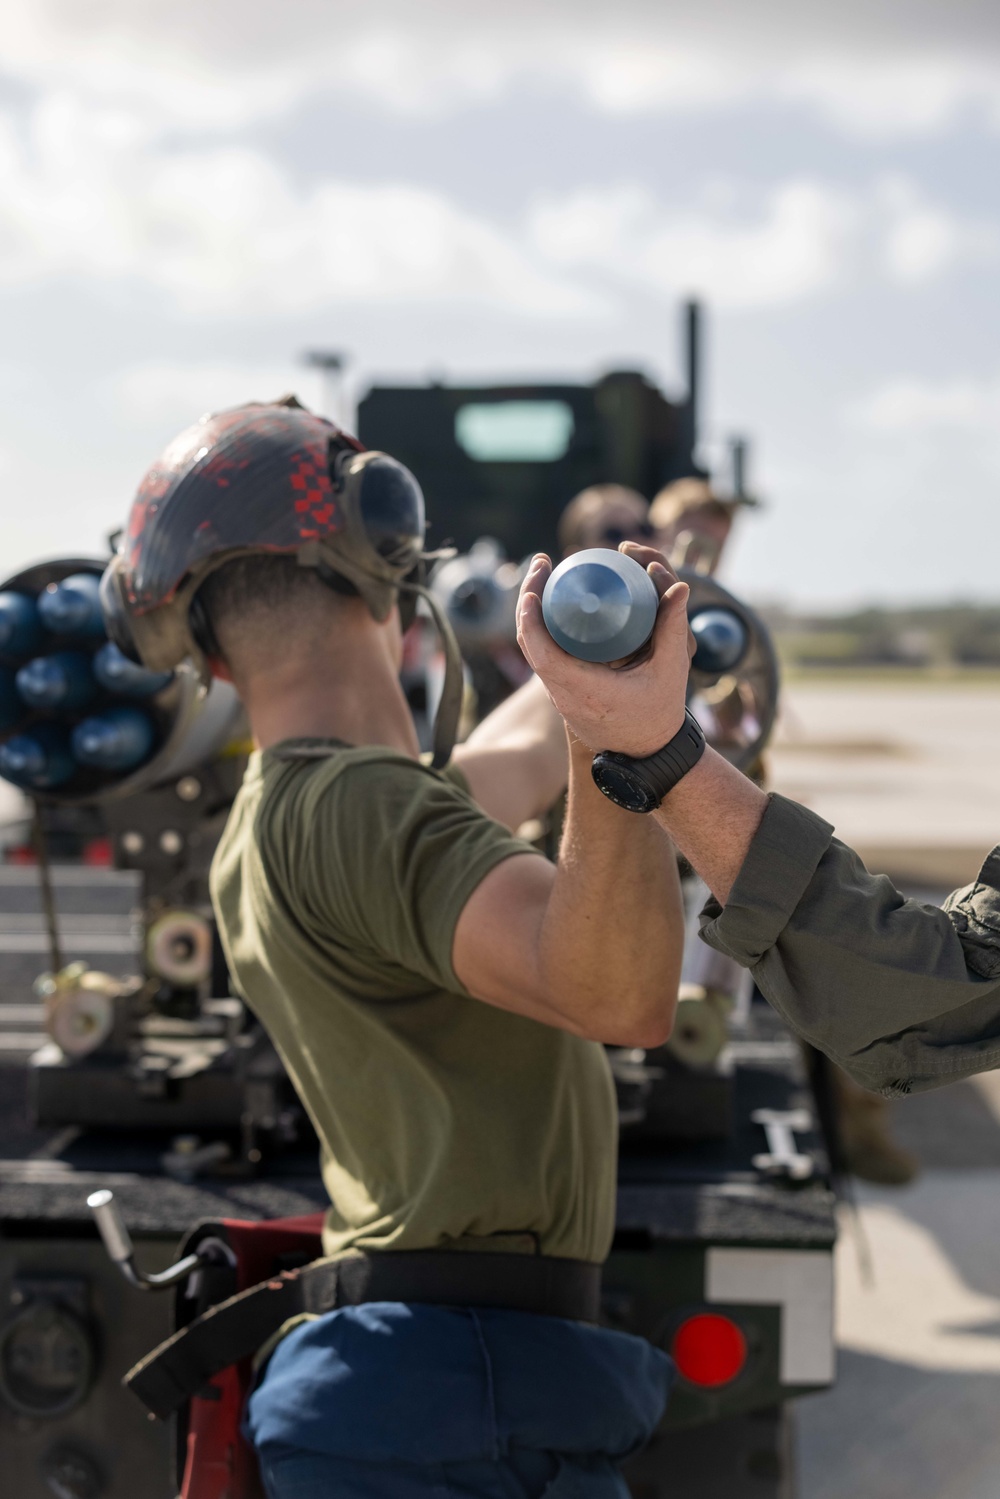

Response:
(196, 554), (363, 681)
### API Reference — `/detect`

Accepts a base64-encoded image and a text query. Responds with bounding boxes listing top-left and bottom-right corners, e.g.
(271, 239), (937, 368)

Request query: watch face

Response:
(591, 756), (659, 813)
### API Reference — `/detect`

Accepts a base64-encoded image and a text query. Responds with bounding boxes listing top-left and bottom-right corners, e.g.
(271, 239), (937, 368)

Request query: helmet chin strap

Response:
(399, 578), (464, 770)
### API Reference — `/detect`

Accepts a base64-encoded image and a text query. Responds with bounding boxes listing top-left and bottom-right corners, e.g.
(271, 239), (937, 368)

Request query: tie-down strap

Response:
(125, 1248), (603, 1420)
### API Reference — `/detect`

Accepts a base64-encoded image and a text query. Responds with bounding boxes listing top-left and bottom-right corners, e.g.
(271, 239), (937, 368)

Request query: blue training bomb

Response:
(16, 651), (98, 712)
(0, 725), (75, 790)
(541, 549), (659, 663)
(37, 572), (106, 640)
(0, 667), (24, 734)
(71, 707), (155, 772)
(689, 608), (749, 675)
(0, 591), (43, 659)
(93, 641), (173, 698)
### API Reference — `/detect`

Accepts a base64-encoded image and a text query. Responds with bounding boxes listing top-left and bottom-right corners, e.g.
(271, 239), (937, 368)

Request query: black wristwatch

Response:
(591, 709), (706, 813)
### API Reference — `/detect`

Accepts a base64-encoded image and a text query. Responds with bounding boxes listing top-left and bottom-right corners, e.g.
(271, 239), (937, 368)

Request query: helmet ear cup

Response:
(335, 450), (426, 573)
(99, 557), (143, 664)
(188, 590), (221, 663)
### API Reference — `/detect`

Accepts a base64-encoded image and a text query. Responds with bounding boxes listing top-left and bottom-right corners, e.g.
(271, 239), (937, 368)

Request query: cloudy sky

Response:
(2, 0), (999, 606)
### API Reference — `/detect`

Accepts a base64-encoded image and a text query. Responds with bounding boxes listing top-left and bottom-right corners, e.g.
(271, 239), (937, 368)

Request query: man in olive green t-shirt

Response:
(211, 738), (619, 1264)
(105, 404), (695, 1493)
(106, 399), (693, 1498)
(198, 548), (689, 1497)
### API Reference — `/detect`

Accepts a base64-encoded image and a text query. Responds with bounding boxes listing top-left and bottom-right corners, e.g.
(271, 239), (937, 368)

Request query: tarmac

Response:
(796, 1077), (1000, 1499)
(772, 677), (1000, 1499)
(769, 676), (1000, 889)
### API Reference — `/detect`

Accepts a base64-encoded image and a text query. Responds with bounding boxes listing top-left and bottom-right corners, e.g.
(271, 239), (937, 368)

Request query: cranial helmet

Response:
(100, 398), (462, 765)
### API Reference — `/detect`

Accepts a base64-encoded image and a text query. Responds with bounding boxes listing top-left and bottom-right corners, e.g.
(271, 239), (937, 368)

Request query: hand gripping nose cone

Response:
(542, 549), (659, 663)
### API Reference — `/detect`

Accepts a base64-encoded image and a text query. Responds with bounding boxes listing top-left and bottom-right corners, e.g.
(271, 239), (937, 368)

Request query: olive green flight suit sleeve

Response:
(697, 793), (1000, 1096)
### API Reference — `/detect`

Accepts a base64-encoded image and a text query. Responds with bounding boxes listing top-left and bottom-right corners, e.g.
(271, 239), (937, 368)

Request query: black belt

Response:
(126, 1249), (602, 1420)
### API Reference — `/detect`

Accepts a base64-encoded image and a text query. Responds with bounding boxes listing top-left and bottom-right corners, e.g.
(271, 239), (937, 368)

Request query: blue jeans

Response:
(246, 1302), (673, 1498)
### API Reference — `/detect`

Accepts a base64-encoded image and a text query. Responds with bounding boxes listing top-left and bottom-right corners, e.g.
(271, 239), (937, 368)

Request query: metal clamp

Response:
(87, 1189), (208, 1292)
(751, 1108), (815, 1182)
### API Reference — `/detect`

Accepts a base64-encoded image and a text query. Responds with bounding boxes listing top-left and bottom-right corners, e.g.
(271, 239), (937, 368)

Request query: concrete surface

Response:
(770, 679), (1000, 888)
(776, 682), (1000, 1499)
(798, 1074), (1000, 1499)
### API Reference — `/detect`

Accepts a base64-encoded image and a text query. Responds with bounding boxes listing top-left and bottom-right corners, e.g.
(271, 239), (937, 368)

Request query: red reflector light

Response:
(83, 837), (113, 867)
(671, 1313), (747, 1388)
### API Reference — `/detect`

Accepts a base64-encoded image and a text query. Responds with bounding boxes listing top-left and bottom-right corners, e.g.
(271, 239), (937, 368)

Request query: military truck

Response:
(358, 300), (742, 564)
(0, 304), (836, 1499)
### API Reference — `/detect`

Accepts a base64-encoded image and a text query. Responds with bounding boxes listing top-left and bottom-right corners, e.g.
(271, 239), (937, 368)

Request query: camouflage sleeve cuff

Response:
(698, 793), (835, 967)
(943, 847), (1000, 980)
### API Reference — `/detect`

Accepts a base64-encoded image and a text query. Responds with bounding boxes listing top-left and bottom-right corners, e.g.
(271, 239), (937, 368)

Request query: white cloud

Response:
(850, 375), (1000, 434)
(0, 90), (990, 321)
(6, 1), (1000, 137)
(526, 173), (998, 312)
(109, 360), (315, 425)
(567, 46), (1000, 139)
(0, 1), (303, 129)
(780, 57), (1000, 139)
(566, 44), (752, 117)
(532, 179), (855, 309)
(877, 177), (1000, 284)
(0, 96), (598, 317)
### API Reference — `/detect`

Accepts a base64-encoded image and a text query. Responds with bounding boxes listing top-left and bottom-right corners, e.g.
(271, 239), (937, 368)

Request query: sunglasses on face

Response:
(597, 522), (655, 545)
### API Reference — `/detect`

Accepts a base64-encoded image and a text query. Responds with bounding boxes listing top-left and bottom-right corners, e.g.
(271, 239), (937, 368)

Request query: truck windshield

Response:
(454, 400), (574, 462)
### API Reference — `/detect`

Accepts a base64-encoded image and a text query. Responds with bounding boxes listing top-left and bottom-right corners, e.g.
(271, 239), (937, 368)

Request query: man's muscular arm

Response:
(453, 734), (683, 1047)
(452, 554), (685, 1047)
(452, 674), (567, 832)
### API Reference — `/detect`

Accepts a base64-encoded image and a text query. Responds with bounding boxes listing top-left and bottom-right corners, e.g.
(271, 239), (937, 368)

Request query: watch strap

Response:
(592, 708), (706, 811)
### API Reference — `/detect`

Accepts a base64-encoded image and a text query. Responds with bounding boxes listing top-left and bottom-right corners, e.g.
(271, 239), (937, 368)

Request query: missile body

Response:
(0, 725), (75, 789)
(71, 707), (155, 771)
(541, 550), (659, 664)
(0, 592), (43, 659)
(37, 573), (106, 640)
(16, 652), (98, 712)
(93, 642), (172, 698)
(0, 667), (24, 733)
(690, 608), (749, 675)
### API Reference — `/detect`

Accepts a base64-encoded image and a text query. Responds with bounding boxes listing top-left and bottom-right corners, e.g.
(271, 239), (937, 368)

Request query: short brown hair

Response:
(196, 554), (348, 667)
(557, 484), (649, 555)
(649, 478), (733, 532)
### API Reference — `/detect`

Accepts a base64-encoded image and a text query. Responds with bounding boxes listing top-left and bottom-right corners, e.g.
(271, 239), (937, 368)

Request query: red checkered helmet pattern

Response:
(122, 402), (364, 615)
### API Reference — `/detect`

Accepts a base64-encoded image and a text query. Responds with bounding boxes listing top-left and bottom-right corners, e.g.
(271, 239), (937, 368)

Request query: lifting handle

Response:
(87, 1188), (208, 1292)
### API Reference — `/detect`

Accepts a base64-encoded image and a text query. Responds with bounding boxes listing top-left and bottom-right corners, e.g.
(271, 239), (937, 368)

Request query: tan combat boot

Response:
(834, 1067), (919, 1186)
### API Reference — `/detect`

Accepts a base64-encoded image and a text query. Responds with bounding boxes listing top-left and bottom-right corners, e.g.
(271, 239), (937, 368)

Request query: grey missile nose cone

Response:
(690, 607), (749, 674)
(541, 548), (659, 663)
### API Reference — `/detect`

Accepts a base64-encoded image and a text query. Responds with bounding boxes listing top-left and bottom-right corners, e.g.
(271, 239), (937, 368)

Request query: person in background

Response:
(650, 477), (745, 576)
(557, 484), (654, 556)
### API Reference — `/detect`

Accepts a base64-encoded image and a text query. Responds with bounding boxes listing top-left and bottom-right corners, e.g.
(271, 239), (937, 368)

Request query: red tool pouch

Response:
(174, 1212), (324, 1499)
